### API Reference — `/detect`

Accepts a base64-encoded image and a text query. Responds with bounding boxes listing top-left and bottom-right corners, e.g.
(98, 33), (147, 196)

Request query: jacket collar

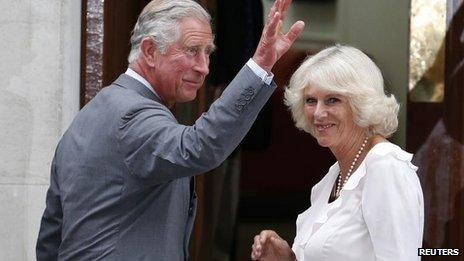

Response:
(113, 73), (163, 104)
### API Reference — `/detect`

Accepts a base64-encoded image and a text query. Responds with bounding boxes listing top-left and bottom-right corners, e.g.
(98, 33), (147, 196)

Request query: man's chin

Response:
(179, 92), (198, 103)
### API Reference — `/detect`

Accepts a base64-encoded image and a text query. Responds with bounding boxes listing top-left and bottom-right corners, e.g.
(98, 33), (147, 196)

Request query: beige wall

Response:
(0, 0), (81, 259)
(338, 0), (409, 146)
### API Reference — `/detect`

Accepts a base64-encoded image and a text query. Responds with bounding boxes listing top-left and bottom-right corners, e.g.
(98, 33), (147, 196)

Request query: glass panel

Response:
(409, 0), (446, 102)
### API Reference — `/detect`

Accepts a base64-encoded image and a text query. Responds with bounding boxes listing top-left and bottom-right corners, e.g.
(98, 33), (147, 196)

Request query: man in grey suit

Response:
(36, 0), (304, 260)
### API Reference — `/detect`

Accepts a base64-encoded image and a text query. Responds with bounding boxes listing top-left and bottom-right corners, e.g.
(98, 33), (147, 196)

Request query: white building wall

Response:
(0, 0), (81, 260)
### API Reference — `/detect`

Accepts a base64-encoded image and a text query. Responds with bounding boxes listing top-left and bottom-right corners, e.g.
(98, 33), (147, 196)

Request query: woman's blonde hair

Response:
(284, 45), (399, 138)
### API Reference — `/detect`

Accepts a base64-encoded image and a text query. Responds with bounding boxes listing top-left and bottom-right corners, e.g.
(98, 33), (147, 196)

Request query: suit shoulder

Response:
(101, 85), (171, 115)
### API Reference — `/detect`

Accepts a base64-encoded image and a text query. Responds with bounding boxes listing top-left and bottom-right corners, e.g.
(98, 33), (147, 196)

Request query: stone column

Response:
(0, 0), (81, 259)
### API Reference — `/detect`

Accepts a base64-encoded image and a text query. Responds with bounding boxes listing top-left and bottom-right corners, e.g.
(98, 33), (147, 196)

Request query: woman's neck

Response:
(332, 134), (385, 178)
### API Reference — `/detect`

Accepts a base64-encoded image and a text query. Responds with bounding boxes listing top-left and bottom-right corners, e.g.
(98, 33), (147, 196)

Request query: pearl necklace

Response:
(335, 137), (368, 197)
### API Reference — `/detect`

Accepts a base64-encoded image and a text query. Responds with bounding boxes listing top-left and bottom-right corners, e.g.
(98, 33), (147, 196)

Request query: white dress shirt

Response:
(292, 142), (424, 261)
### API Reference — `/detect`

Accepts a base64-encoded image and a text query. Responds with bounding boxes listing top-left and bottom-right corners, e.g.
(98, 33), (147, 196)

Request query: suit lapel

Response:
(113, 74), (163, 104)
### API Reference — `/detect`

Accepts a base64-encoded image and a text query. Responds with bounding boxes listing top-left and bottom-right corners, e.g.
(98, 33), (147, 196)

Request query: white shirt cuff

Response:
(246, 58), (274, 85)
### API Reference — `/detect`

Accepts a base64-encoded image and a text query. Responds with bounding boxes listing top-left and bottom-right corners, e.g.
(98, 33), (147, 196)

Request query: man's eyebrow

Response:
(207, 43), (216, 52)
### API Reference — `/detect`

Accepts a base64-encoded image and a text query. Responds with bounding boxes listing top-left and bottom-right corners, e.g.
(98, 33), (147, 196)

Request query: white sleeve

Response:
(246, 58), (274, 85)
(361, 155), (424, 261)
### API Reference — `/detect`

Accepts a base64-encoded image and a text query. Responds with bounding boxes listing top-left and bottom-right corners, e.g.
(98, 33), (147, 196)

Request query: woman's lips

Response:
(315, 123), (335, 132)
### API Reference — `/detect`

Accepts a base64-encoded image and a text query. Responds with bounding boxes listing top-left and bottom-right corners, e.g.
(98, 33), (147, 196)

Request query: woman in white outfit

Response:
(251, 45), (424, 261)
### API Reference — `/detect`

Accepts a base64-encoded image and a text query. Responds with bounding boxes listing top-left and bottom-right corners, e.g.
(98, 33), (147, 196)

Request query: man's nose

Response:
(194, 53), (210, 76)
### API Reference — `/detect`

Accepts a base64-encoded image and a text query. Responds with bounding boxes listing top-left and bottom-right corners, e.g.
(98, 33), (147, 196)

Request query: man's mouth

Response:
(183, 79), (203, 87)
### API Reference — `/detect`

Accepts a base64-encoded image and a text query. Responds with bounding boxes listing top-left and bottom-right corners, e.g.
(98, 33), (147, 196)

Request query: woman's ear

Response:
(140, 38), (157, 67)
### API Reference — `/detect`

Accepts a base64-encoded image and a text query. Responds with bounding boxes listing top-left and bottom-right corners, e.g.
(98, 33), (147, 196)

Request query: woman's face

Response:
(303, 85), (363, 150)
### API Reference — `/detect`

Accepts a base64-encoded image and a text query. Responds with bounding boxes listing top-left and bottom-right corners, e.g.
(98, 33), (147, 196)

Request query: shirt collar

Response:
(124, 68), (160, 100)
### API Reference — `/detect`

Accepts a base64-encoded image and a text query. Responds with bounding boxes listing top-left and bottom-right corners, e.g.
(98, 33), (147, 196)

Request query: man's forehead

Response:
(179, 18), (213, 34)
(179, 18), (214, 45)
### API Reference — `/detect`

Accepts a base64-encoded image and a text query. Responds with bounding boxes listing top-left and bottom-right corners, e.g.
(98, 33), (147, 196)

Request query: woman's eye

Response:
(305, 97), (317, 105)
(326, 97), (340, 104)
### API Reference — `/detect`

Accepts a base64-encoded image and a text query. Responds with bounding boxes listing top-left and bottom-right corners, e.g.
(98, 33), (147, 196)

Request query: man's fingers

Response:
(252, 0), (303, 71)
(279, 0), (291, 21)
(266, 12), (281, 38)
(282, 0), (291, 11)
(285, 20), (305, 43)
(267, 0), (280, 24)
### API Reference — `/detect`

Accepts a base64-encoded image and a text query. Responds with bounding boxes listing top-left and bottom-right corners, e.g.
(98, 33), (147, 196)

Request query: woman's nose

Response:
(314, 103), (328, 118)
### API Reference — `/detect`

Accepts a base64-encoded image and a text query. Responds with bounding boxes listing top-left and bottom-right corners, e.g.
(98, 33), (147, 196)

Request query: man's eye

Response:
(186, 47), (198, 56)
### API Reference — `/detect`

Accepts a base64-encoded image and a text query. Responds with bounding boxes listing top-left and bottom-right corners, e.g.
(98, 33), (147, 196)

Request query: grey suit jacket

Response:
(36, 65), (276, 260)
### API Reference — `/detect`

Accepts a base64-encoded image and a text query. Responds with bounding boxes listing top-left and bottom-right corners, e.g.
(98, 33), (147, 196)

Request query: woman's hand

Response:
(251, 230), (296, 261)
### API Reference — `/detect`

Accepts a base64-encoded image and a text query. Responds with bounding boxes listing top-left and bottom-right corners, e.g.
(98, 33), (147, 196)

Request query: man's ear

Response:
(140, 38), (158, 67)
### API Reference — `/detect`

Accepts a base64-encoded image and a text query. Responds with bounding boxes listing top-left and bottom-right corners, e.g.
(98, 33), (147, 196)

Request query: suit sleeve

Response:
(36, 156), (62, 261)
(118, 65), (276, 184)
(361, 155), (424, 261)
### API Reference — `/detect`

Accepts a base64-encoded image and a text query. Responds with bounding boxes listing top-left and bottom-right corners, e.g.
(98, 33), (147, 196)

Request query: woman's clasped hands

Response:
(251, 230), (296, 261)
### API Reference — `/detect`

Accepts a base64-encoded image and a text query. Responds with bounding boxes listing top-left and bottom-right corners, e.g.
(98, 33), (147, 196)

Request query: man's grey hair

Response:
(128, 0), (211, 63)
